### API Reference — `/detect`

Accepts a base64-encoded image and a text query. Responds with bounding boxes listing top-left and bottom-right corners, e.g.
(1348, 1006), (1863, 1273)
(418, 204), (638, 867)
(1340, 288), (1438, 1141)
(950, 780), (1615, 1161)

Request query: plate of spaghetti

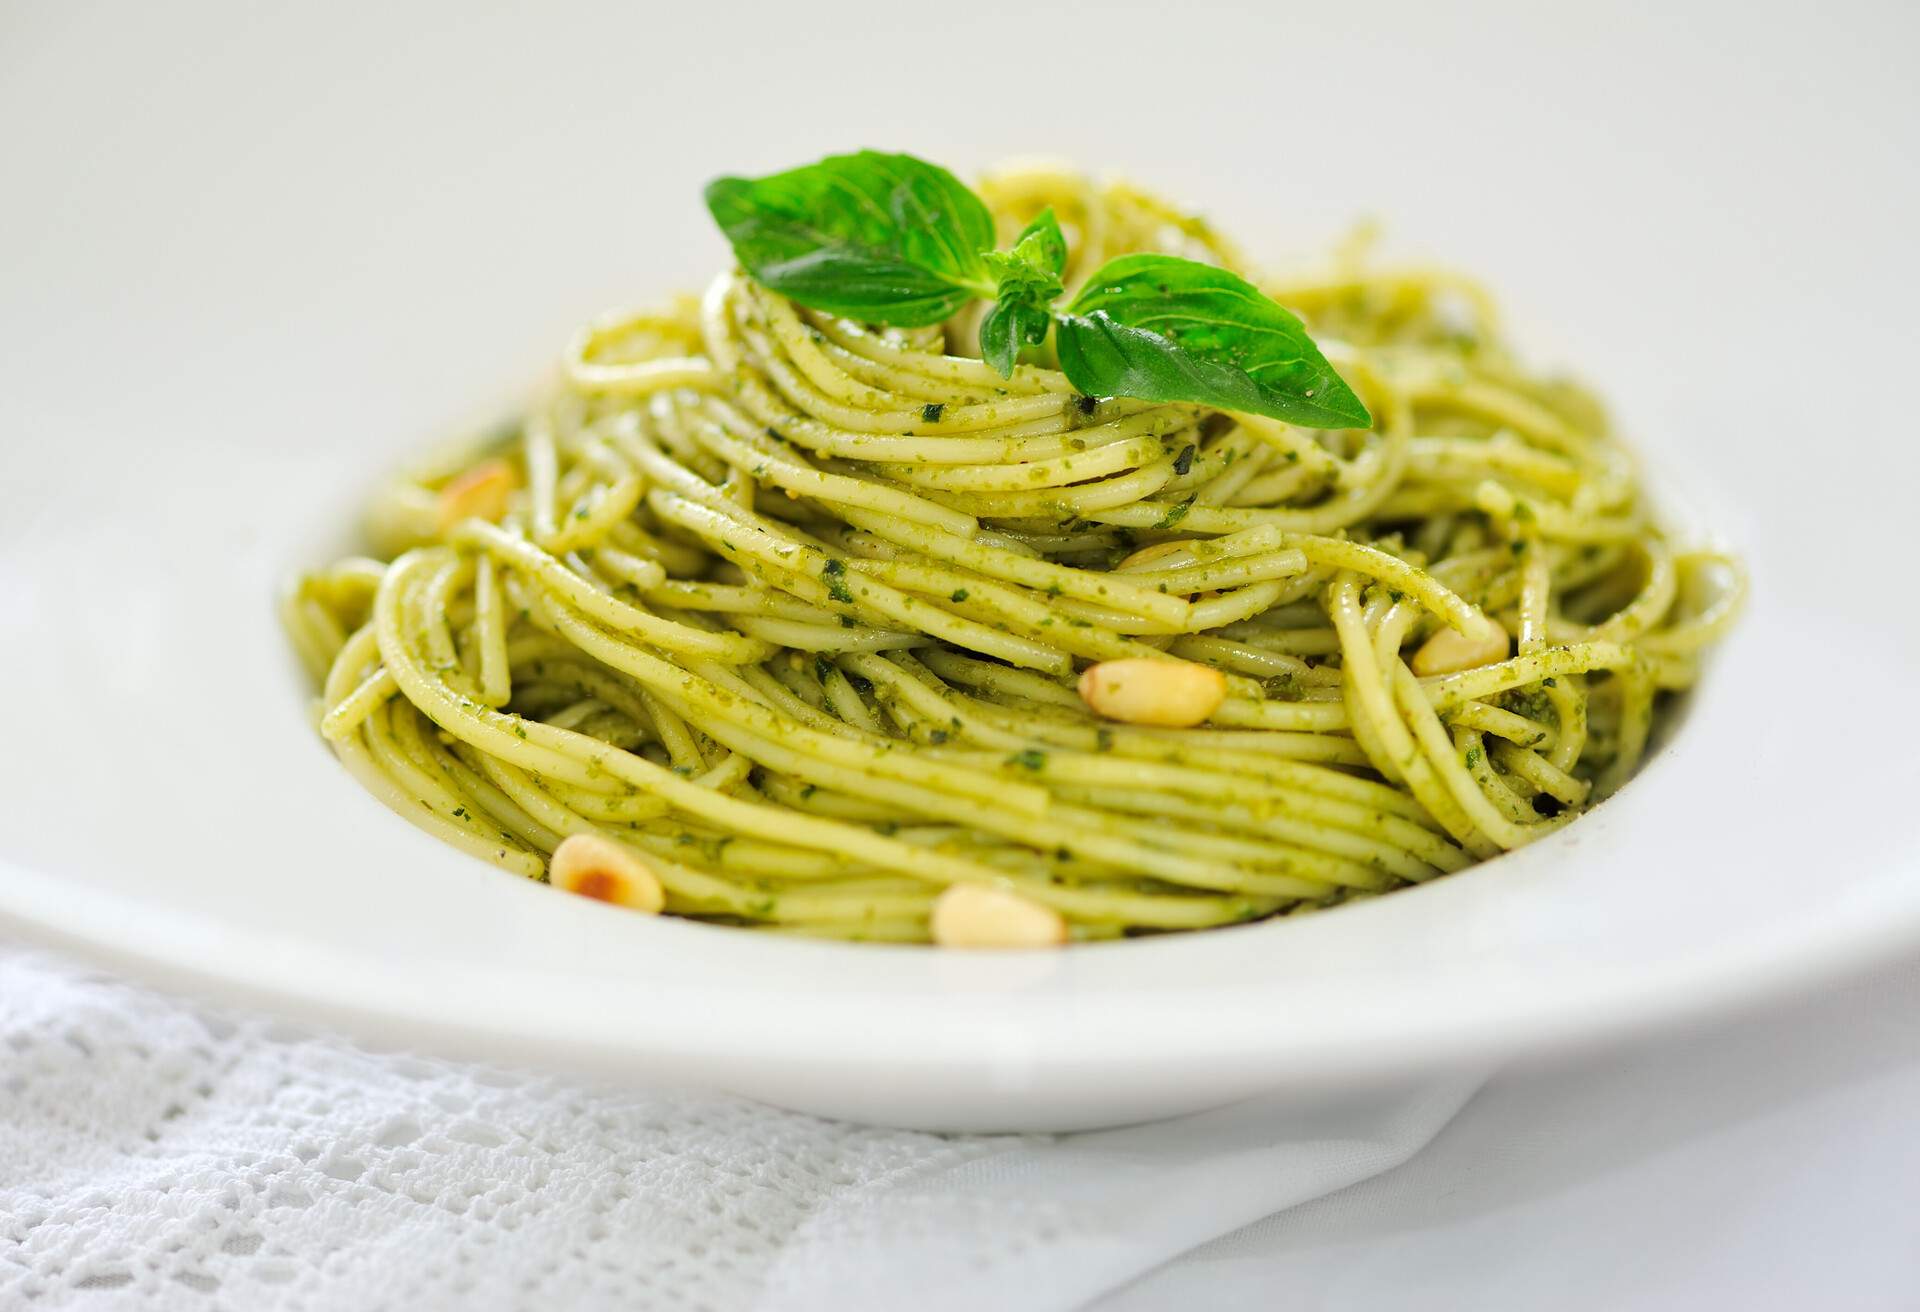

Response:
(3, 4), (1917, 1130)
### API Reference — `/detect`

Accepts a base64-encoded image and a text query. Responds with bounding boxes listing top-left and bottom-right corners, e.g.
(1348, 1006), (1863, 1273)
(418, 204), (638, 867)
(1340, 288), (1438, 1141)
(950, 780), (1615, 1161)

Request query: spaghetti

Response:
(284, 162), (1743, 945)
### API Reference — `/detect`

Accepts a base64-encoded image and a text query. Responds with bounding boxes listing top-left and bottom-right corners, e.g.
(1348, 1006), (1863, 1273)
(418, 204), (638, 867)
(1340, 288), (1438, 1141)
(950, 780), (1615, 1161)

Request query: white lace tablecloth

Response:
(4, 942), (1917, 1311)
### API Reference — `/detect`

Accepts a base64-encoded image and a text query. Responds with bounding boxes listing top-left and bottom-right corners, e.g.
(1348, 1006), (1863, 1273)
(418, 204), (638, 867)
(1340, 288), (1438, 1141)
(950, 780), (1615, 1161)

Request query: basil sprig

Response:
(979, 208), (1066, 377)
(705, 150), (1369, 428)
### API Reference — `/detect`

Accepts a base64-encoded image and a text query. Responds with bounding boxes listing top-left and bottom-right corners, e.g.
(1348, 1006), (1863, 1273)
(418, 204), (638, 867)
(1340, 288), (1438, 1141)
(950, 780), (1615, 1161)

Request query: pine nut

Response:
(549, 833), (665, 914)
(931, 883), (1067, 949)
(1411, 614), (1511, 676)
(436, 459), (517, 534)
(1077, 657), (1226, 727)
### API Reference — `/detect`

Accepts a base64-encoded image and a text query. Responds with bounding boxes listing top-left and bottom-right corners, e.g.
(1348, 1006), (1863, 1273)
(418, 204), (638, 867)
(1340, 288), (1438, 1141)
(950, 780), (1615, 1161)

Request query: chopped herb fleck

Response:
(1155, 501), (1191, 530)
(1006, 749), (1047, 771)
(1172, 443), (1196, 476)
(950, 588), (969, 602)
(1075, 394), (1099, 416)
(821, 558), (854, 603)
(921, 402), (945, 423)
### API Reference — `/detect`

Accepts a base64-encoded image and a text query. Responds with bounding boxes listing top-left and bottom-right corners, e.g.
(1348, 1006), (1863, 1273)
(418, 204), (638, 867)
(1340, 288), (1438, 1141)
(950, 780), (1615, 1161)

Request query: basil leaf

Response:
(979, 209), (1067, 376)
(704, 151), (998, 327)
(1055, 254), (1370, 428)
(979, 297), (1054, 378)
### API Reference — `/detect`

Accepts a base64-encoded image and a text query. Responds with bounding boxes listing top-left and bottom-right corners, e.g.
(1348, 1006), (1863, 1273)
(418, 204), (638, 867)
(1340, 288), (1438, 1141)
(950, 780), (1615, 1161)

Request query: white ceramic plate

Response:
(4, 2), (1917, 1131)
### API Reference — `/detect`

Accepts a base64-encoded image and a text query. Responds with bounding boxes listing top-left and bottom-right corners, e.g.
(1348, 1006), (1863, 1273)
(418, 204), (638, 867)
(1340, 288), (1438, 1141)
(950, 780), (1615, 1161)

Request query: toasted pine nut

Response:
(931, 883), (1067, 949)
(1411, 614), (1511, 677)
(436, 459), (517, 534)
(1077, 657), (1226, 727)
(549, 833), (665, 914)
(1115, 539), (1198, 571)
